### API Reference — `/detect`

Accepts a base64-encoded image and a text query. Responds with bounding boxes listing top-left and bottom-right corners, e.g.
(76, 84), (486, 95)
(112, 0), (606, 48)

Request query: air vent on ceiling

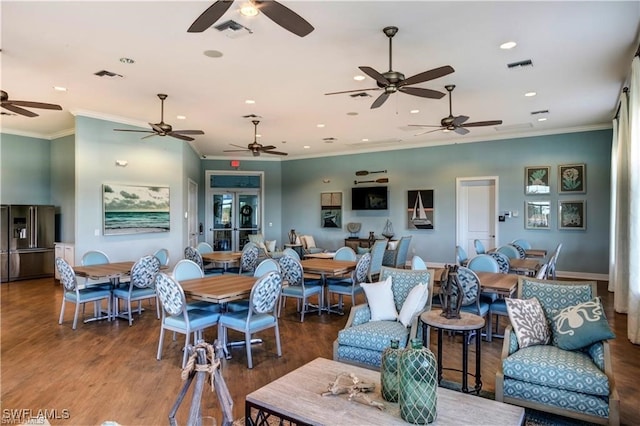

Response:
(531, 109), (549, 115)
(507, 59), (533, 69)
(323, 137), (337, 143)
(350, 92), (372, 98)
(94, 70), (123, 78)
(242, 114), (262, 118)
(215, 20), (252, 37)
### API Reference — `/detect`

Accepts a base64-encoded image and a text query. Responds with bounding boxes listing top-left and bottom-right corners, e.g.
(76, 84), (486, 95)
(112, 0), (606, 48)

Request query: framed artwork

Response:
(525, 166), (550, 195)
(559, 200), (586, 230)
(525, 200), (551, 229)
(321, 191), (342, 228)
(407, 190), (434, 230)
(559, 163), (586, 194)
(103, 184), (170, 235)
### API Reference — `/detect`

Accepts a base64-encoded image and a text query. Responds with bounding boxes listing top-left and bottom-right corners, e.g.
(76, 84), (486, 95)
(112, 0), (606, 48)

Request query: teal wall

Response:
(282, 130), (612, 275)
(50, 134), (75, 242)
(0, 133), (51, 204)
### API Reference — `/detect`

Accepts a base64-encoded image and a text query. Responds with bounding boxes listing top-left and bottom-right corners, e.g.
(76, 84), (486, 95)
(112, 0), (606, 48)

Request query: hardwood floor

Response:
(1, 278), (638, 425)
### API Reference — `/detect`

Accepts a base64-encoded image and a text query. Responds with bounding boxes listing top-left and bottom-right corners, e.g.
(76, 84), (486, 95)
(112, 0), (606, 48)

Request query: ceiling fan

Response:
(1, 90), (62, 117)
(325, 26), (454, 109)
(224, 120), (288, 156)
(409, 85), (503, 135)
(188, 0), (314, 37)
(113, 94), (204, 142)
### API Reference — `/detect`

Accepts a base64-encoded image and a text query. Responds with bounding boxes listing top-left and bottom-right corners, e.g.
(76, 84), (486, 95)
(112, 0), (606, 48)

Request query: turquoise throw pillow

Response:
(552, 297), (615, 350)
(356, 246), (371, 255)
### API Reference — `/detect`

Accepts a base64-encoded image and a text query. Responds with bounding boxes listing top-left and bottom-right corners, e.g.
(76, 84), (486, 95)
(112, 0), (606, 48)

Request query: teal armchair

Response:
(495, 277), (619, 425)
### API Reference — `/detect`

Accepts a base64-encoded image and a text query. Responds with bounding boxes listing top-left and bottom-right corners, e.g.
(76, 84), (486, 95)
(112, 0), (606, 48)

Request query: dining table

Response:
(508, 258), (541, 276)
(300, 258), (357, 313)
(201, 251), (242, 272)
(524, 248), (547, 258)
(180, 273), (257, 304)
(433, 268), (519, 297)
(302, 252), (336, 259)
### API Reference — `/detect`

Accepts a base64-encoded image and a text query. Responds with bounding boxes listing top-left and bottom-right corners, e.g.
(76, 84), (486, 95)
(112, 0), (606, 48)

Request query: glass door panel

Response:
(211, 191), (260, 251)
(212, 193), (233, 251)
(238, 193), (259, 249)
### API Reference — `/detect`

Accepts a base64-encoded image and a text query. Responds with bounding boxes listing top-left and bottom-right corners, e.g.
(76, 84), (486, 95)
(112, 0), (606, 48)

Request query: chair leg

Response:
(58, 299), (66, 325)
(274, 322), (282, 357)
(157, 327), (166, 360)
(155, 297), (160, 320)
(300, 297), (305, 322)
(245, 332), (253, 369)
(182, 330), (191, 368)
(72, 302), (81, 330)
(127, 299), (133, 326)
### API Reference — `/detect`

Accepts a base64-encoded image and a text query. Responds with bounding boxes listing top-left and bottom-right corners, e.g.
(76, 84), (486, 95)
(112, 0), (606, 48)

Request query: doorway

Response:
(456, 177), (499, 257)
(188, 179), (198, 248)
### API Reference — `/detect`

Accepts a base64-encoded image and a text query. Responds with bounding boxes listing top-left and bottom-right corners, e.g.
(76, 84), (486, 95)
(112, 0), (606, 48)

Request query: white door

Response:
(456, 177), (498, 257)
(188, 179), (198, 248)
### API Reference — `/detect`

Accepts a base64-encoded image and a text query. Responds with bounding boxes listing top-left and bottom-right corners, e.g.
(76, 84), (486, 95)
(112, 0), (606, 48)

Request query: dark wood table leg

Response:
(461, 330), (469, 393)
(475, 325), (483, 393)
(437, 328), (443, 384)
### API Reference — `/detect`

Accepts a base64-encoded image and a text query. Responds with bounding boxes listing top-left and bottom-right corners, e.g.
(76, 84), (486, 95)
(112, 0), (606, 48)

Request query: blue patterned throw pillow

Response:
(552, 297), (615, 350)
(356, 246), (371, 255)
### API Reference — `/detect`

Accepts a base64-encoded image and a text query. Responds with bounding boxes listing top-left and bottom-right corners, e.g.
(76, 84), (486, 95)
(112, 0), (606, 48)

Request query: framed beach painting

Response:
(103, 184), (170, 235)
(559, 200), (586, 230)
(559, 163), (586, 194)
(525, 166), (550, 195)
(525, 200), (551, 230)
(407, 190), (434, 230)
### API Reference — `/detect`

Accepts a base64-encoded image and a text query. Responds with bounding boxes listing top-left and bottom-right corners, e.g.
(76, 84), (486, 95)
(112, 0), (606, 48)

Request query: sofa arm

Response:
(344, 303), (371, 328)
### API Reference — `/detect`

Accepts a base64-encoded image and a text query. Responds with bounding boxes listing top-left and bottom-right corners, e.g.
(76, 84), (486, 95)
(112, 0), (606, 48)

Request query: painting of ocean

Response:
(103, 184), (170, 235)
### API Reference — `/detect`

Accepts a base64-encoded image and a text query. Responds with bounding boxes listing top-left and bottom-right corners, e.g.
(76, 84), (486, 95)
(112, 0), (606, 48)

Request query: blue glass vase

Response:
(399, 338), (438, 424)
(380, 339), (401, 402)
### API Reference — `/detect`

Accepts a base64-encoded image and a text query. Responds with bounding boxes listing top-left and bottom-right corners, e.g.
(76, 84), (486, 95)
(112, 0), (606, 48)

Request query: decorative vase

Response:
(288, 229), (297, 244)
(380, 339), (401, 402)
(399, 338), (438, 425)
(368, 231), (375, 246)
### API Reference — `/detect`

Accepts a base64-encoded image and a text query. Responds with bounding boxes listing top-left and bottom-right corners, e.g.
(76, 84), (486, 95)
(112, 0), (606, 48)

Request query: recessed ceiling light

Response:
(245, 99), (255, 104)
(361, 138), (369, 142)
(256, 134), (262, 138)
(53, 86), (67, 92)
(410, 109), (419, 114)
(525, 91), (537, 97)
(119, 57), (135, 64)
(203, 50), (223, 58)
(240, 3), (259, 17)
(537, 117), (547, 122)
(303, 145), (310, 149)
(500, 41), (517, 50)
(317, 124), (325, 128)
(353, 75), (366, 81)
(176, 115), (186, 120)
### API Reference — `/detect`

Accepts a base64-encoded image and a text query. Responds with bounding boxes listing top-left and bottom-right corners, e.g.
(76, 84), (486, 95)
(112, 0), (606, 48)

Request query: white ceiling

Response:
(1, 1), (638, 159)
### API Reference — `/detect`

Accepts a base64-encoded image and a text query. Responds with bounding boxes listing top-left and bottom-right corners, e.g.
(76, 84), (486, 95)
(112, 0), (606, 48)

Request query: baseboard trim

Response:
(425, 262), (608, 282)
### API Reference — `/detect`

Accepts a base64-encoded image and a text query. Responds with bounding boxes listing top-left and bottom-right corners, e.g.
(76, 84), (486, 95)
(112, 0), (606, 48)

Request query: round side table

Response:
(420, 309), (485, 394)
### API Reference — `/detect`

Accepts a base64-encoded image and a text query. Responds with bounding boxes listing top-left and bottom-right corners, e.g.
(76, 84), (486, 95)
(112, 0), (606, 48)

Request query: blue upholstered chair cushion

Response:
(551, 297), (615, 350)
(338, 320), (409, 352)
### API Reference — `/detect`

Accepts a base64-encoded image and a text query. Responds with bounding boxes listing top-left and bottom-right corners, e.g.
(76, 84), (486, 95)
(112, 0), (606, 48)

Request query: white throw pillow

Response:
(387, 241), (399, 250)
(265, 240), (276, 252)
(360, 276), (398, 321)
(304, 235), (317, 249)
(398, 283), (429, 327)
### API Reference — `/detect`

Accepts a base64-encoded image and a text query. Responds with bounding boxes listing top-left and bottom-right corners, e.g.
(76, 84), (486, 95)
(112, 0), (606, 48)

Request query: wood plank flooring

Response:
(1, 279), (638, 425)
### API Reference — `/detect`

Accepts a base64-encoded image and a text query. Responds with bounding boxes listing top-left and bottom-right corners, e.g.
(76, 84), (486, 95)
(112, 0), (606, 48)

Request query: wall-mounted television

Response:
(351, 186), (388, 210)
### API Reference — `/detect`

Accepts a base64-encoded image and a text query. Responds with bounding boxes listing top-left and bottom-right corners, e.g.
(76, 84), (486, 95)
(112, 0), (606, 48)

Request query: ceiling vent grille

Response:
(242, 114), (261, 118)
(215, 20), (252, 37)
(323, 137), (337, 143)
(531, 109), (549, 115)
(94, 70), (123, 78)
(507, 59), (533, 69)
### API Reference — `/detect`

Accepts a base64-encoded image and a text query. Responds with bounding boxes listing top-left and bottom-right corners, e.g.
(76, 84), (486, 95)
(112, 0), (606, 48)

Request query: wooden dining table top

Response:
(300, 258), (357, 276)
(180, 274), (257, 304)
(509, 258), (541, 272)
(201, 251), (242, 263)
(432, 268), (518, 297)
(73, 261), (135, 279)
(525, 248), (547, 258)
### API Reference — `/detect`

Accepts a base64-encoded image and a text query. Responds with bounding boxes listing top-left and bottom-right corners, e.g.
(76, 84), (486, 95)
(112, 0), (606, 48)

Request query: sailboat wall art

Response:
(407, 190), (434, 230)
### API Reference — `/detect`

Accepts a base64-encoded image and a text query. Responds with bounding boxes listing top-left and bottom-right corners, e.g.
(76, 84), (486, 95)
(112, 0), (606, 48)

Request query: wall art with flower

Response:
(558, 164), (586, 194)
(525, 166), (550, 195)
(559, 200), (586, 230)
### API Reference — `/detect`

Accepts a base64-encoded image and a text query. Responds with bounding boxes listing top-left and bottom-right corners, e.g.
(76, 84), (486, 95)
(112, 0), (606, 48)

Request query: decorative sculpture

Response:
(347, 222), (362, 239)
(382, 219), (394, 239)
(288, 229), (297, 244)
(439, 265), (463, 319)
(322, 372), (384, 410)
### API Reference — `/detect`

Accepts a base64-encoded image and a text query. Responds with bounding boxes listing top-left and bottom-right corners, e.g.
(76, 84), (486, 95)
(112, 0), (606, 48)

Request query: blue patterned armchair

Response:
(333, 267), (434, 370)
(495, 277), (619, 425)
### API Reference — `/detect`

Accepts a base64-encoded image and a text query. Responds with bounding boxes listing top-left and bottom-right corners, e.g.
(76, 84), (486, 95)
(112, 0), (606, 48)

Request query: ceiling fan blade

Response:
(223, 149), (250, 152)
(141, 133), (158, 140)
(171, 130), (204, 135)
(359, 66), (390, 87)
(370, 92), (390, 109)
(452, 115), (470, 126)
(462, 120), (503, 127)
(398, 65), (455, 88)
(398, 86), (445, 99)
(114, 129), (155, 133)
(149, 123), (164, 133)
(407, 124), (443, 128)
(168, 132), (195, 142)
(187, 0), (234, 33)
(2, 104), (38, 117)
(414, 128), (445, 136)
(253, 0), (314, 37)
(229, 144), (248, 149)
(454, 127), (470, 135)
(262, 150), (288, 156)
(7, 100), (62, 110)
(260, 145), (277, 150)
(325, 87), (381, 96)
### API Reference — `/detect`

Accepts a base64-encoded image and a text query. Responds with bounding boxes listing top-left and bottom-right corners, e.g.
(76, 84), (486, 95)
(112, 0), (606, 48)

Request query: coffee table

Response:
(245, 357), (524, 425)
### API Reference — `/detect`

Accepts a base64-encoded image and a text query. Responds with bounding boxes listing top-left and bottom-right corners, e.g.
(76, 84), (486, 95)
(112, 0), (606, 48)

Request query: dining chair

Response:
(496, 244), (520, 260)
(410, 255), (427, 270)
(455, 245), (469, 266)
(80, 250), (112, 288)
(282, 247), (301, 261)
(467, 254), (500, 273)
(277, 255), (323, 322)
(510, 243), (527, 259)
(172, 259), (222, 312)
(511, 238), (532, 250)
(473, 239), (486, 255)
(382, 236), (412, 268)
(184, 246), (222, 276)
(368, 240), (387, 282)
(153, 248), (170, 268)
(454, 267), (492, 342)
(227, 258), (280, 313)
(226, 242), (259, 275)
(196, 242), (214, 254)
(326, 252), (371, 315)
(113, 255), (161, 326)
(56, 257), (112, 330)
(217, 270), (283, 369)
(547, 243), (563, 279)
(334, 246), (357, 261)
(488, 251), (510, 274)
(155, 272), (221, 368)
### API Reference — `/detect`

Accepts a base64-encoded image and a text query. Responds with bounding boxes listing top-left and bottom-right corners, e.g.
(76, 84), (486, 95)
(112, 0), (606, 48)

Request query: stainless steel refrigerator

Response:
(2, 205), (55, 281)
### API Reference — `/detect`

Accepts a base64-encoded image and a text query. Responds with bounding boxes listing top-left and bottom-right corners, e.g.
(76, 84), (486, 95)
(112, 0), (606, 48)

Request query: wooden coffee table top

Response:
(246, 357), (524, 425)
